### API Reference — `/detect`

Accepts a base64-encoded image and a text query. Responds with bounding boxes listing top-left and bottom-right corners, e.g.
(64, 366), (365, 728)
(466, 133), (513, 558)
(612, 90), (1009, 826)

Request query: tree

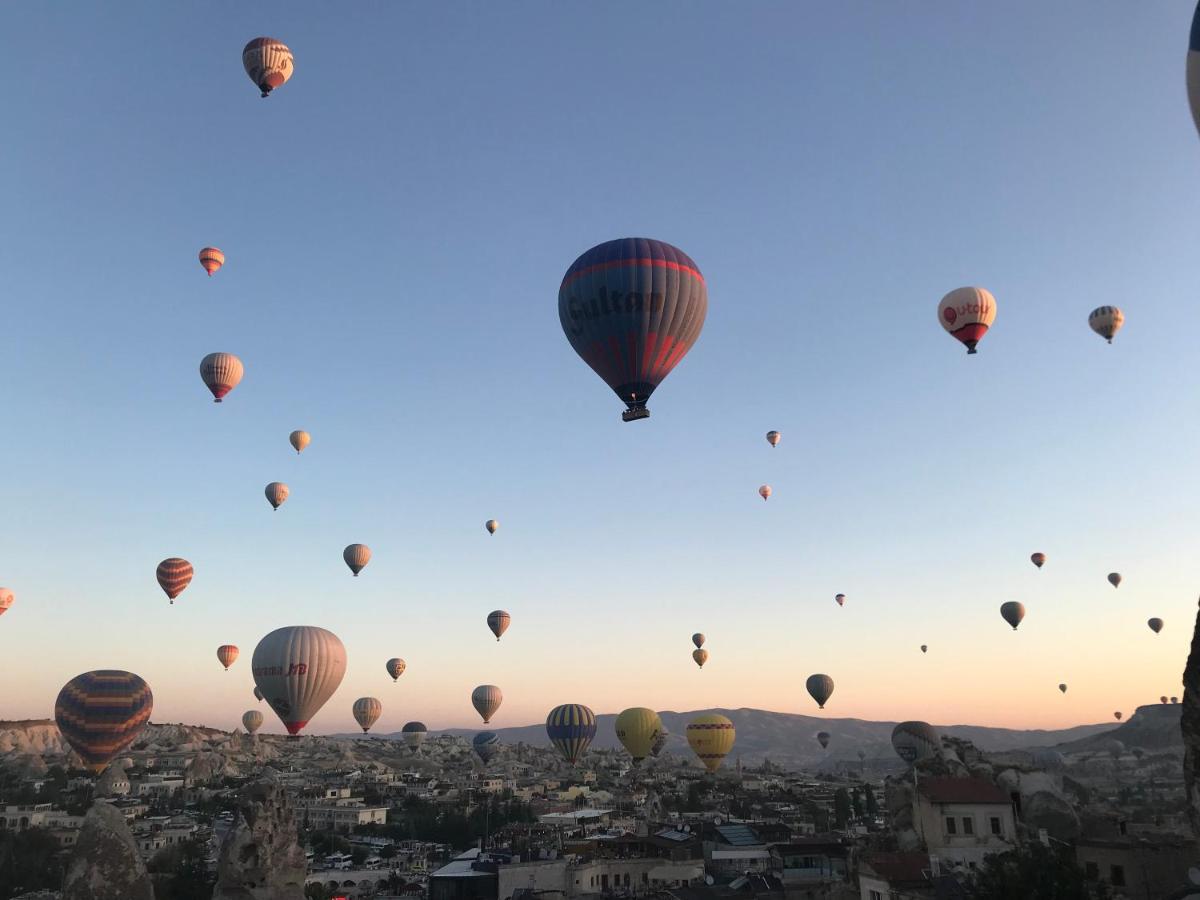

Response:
(0, 827), (66, 896)
(850, 788), (863, 819)
(970, 842), (1109, 899)
(150, 837), (214, 900)
(832, 788), (851, 830)
(863, 783), (878, 817)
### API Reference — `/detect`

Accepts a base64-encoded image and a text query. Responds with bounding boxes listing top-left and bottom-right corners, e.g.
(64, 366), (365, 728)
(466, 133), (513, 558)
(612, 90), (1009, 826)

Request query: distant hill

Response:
(370, 706), (1118, 770)
(1054, 703), (1182, 754)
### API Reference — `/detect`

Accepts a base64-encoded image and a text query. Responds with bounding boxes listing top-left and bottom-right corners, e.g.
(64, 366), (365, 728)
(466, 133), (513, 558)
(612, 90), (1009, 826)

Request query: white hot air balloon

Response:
(1088, 306), (1124, 344)
(289, 430), (311, 454)
(242, 710), (263, 735)
(251, 626), (346, 736)
(353, 697), (382, 733)
(937, 287), (996, 354)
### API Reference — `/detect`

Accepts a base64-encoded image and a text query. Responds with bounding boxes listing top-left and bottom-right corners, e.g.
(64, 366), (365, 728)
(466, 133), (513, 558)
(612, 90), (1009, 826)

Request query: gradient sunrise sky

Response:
(2, 2), (1200, 736)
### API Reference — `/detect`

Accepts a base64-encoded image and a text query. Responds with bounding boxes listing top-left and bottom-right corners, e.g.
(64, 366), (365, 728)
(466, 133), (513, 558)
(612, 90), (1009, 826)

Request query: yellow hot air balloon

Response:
(692, 648), (708, 669)
(686, 713), (735, 773)
(615, 707), (663, 764)
(289, 430), (310, 454)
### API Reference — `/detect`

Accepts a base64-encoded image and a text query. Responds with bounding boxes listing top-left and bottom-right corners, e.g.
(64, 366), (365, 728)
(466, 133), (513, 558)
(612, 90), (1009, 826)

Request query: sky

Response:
(1, 2), (1199, 737)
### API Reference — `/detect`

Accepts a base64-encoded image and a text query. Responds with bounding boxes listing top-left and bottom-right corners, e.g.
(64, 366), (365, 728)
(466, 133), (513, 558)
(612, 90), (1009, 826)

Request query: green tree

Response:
(970, 842), (1109, 899)
(305, 884), (333, 900)
(0, 827), (66, 897)
(832, 789), (851, 829)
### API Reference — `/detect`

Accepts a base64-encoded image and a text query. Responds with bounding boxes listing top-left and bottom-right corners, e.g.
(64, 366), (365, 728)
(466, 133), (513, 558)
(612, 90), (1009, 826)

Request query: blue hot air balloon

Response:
(546, 703), (597, 765)
(473, 731), (501, 764)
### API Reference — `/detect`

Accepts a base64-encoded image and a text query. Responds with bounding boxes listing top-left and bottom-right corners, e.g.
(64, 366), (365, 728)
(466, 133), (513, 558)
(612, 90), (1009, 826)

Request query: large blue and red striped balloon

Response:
(546, 703), (597, 765)
(558, 238), (707, 421)
(54, 671), (154, 773)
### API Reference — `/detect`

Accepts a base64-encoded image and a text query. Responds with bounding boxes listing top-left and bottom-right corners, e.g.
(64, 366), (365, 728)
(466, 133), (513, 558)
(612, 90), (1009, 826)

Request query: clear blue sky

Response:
(2, 2), (1199, 735)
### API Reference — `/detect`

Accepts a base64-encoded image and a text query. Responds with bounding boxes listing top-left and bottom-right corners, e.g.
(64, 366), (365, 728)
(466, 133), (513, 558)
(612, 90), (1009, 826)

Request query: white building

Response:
(912, 776), (1015, 868)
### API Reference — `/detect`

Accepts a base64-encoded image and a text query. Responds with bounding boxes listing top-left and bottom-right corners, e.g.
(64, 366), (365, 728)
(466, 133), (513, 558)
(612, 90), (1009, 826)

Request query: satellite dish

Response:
(705, 876), (715, 886)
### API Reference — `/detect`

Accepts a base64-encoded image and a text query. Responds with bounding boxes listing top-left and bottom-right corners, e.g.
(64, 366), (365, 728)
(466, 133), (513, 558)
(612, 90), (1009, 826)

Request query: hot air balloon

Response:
(1162, 695), (1169, 704)
(1191, 2), (1200, 137)
(1108, 573), (1122, 588)
(156, 558), (193, 604)
(759, 485), (772, 501)
(216, 645), (239, 671)
(835, 594), (845, 607)
(547, 703), (597, 765)
(242, 710), (263, 735)
(1000, 601), (1026, 631)
(289, 430), (310, 454)
(472, 685), (502, 723)
(54, 671), (153, 774)
(1031, 552), (1046, 569)
(199, 247), (224, 277)
(353, 697), (382, 733)
(1114, 711), (1123, 721)
(199, 352), (243, 403)
(766, 431), (781, 448)
(685, 713), (735, 773)
(264, 482), (289, 511)
(615, 707), (663, 764)
(1148, 618), (1164, 634)
(485, 519), (499, 535)
(473, 731), (501, 764)
(891, 721), (940, 764)
(920, 645), (928, 654)
(816, 731), (831, 750)
(251, 626), (346, 735)
(254, 686), (264, 702)
(344, 544), (371, 576)
(692, 649), (708, 669)
(937, 287), (996, 354)
(1088, 307), (1124, 344)
(650, 727), (670, 758)
(559, 238), (707, 422)
(386, 658), (406, 682)
(0, 588), (14, 617)
(1059, 683), (1068, 694)
(243, 37), (294, 98)
(692, 633), (706, 649)
(806, 674), (834, 709)
(402, 721), (427, 751)
(487, 610), (511, 641)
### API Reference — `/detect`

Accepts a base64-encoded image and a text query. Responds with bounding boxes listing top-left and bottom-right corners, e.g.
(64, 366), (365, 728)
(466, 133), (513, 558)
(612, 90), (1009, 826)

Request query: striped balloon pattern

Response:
(264, 482), (289, 510)
(343, 544), (371, 576)
(486, 610), (510, 641)
(937, 287), (996, 354)
(0, 588), (13, 616)
(216, 645), (239, 670)
(473, 730), (500, 764)
(1088, 306), (1124, 344)
(54, 671), (153, 774)
(558, 238), (707, 421)
(546, 703), (597, 765)
(353, 697), (382, 733)
(198, 247), (224, 276)
(386, 658), (406, 681)
(199, 352), (244, 403)
(289, 430), (310, 454)
(471, 684), (502, 723)
(242, 710), (263, 734)
(685, 713), (735, 773)
(156, 558), (193, 604)
(251, 625), (346, 735)
(242, 37), (294, 98)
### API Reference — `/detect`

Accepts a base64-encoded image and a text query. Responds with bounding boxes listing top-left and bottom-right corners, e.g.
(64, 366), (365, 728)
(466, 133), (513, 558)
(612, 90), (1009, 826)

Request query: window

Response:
(869, 892), (883, 900)
(989, 816), (1002, 836)
(945, 817), (957, 835)
(962, 817), (974, 835)
(1110, 865), (1125, 887)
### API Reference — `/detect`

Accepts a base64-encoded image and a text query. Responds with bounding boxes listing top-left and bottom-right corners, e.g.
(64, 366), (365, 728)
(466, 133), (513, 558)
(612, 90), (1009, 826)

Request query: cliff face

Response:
(1181, 600), (1200, 839)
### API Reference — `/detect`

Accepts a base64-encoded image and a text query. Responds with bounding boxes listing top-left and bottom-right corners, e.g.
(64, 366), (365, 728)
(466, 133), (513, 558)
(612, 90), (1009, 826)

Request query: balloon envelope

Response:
(251, 625), (346, 735)
(692, 633), (706, 649)
(485, 519), (499, 535)
(816, 731), (831, 750)
(891, 721), (940, 765)
(1059, 683), (1068, 694)
(243, 37), (294, 97)
(1191, 3), (1200, 137)
(386, 658), (406, 681)
(472, 685), (502, 723)
(487, 610), (511, 641)
(937, 287), (996, 354)
(344, 544), (371, 576)
(835, 594), (845, 607)
(1000, 601), (1025, 631)
(199, 247), (224, 276)
(615, 707), (663, 763)
(55, 671), (153, 774)
(289, 430), (310, 454)
(1108, 572), (1122, 588)
(1148, 618), (1163, 634)
(692, 649), (708, 669)
(558, 238), (707, 421)
(686, 713), (735, 773)
(473, 731), (501, 764)
(1031, 552), (1046, 569)
(806, 674), (834, 709)
(253, 686), (264, 702)
(242, 710), (263, 735)
(217, 645), (239, 671)
(353, 697), (382, 733)
(199, 352), (243, 403)
(766, 431), (781, 447)
(920, 645), (928, 654)
(264, 482), (289, 510)
(0, 588), (14, 616)
(402, 721), (427, 750)
(1088, 306), (1124, 344)
(547, 704), (597, 765)
(156, 558), (193, 604)
(759, 485), (772, 501)
(1114, 712), (1123, 721)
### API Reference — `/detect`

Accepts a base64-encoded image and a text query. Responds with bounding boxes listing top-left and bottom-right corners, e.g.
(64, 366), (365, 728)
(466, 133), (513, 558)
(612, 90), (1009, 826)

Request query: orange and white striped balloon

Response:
(217, 645), (239, 671)
(156, 558), (193, 604)
(265, 482), (289, 511)
(0, 588), (13, 617)
(343, 544), (371, 576)
(938, 287), (996, 355)
(243, 38), (294, 98)
(198, 247), (224, 276)
(199, 353), (244, 403)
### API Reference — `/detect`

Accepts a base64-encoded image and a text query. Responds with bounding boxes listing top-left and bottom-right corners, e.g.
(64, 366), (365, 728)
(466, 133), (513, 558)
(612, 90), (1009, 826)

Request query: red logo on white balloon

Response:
(943, 307), (958, 325)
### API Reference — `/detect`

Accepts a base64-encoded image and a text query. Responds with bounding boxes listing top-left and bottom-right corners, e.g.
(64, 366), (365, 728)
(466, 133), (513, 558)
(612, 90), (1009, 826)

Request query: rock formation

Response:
(1183, 598), (1200, 840)
(212, 770), (307, 900)
(62, 801), (155, 900)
